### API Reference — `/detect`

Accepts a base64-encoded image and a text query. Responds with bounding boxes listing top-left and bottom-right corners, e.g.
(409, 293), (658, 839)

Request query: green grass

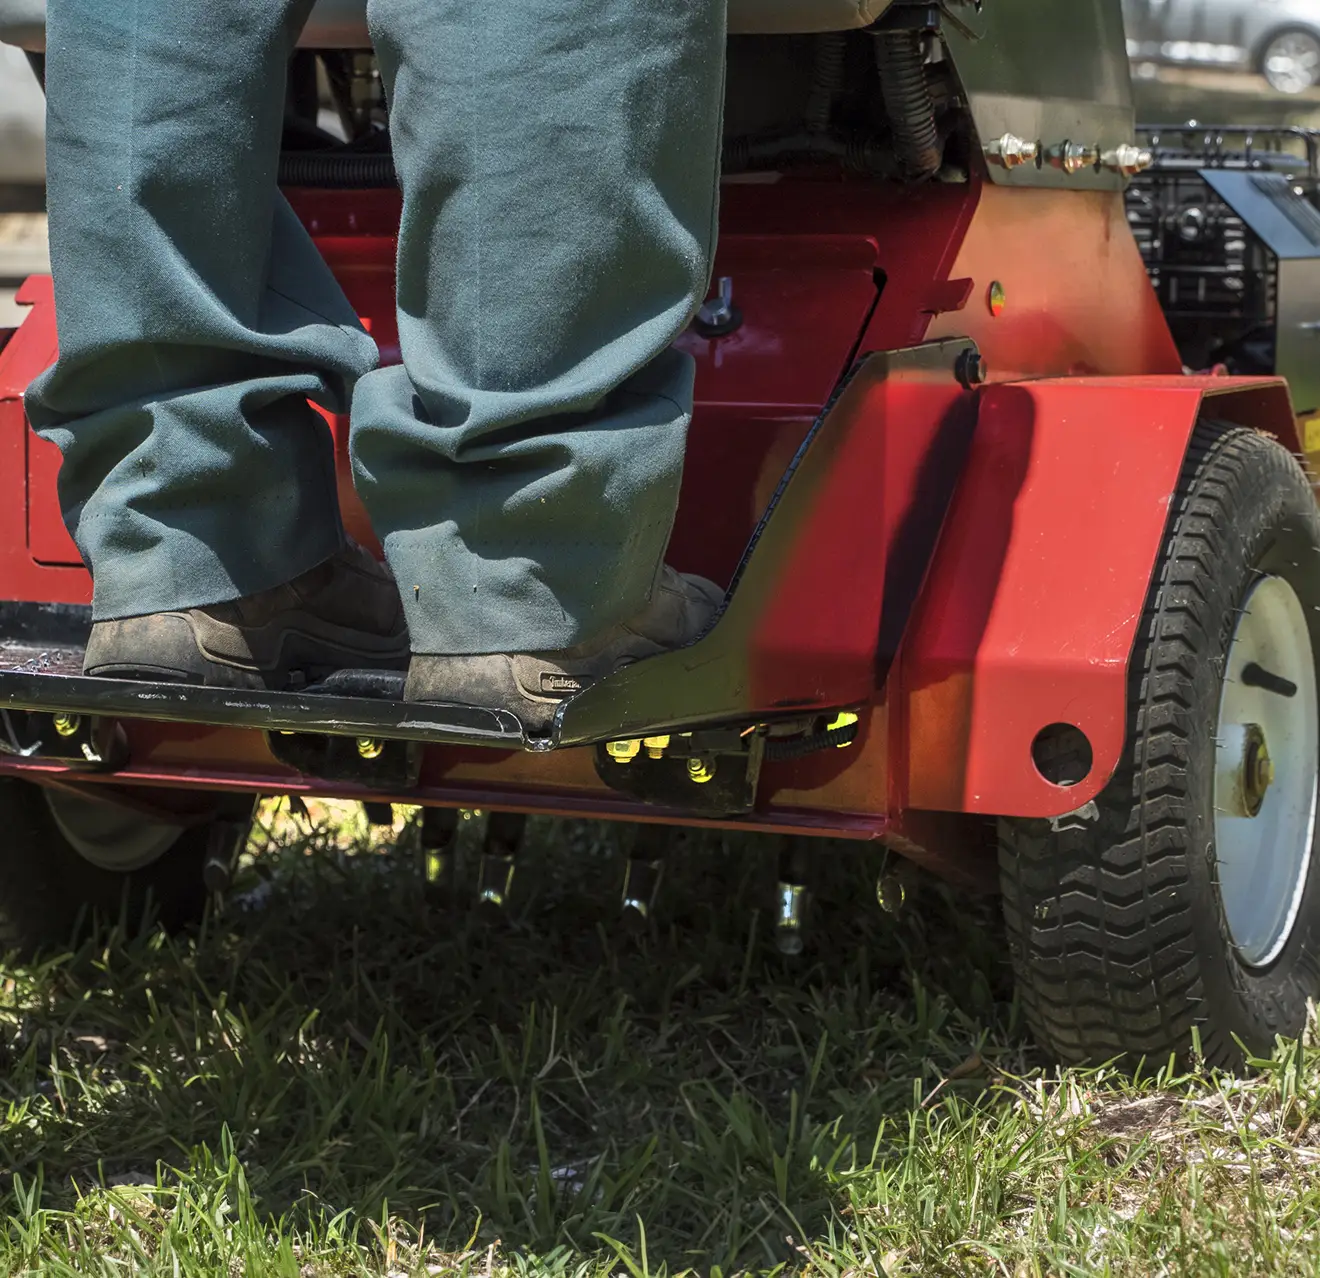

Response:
(4, 800), (1320, 1276)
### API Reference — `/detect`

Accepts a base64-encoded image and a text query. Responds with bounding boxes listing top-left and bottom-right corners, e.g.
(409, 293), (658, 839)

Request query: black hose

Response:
(278, 151), (398, 188)
(873, 29), (942, 181)
(804, 33), (848, 136)
(764, 720), (860, 762)
(722, 129), (895, 177)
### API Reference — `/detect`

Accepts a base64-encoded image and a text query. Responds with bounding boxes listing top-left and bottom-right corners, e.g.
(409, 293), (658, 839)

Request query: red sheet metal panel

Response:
(923, 185), (1183, 381)
(0, 275), (89, 602)
(901, 374), (1299, 820)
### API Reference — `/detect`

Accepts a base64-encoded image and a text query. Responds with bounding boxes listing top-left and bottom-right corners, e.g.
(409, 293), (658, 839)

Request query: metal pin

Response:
(774, 838), (812, 956)
(621, 825), (668, 934)
(477, 811), (526, 917)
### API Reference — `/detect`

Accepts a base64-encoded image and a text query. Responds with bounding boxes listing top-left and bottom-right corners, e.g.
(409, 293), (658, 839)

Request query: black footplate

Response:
(0, 627), (527, 748)
(0, 609), (857, 815)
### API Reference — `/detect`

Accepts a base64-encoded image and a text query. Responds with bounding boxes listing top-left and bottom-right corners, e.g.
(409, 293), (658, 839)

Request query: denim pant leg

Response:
(352, 0), (726, 655)
(26, 0), (379, 621)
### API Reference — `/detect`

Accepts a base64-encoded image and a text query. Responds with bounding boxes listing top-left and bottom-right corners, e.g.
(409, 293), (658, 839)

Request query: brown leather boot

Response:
(406, 566), (722, 734)
(83, 541), (409, 689)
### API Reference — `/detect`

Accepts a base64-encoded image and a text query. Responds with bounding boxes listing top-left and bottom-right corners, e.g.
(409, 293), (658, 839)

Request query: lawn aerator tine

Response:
(775, 838), (812, 956)
(418, 807), (460, 892)
(620, 824), (669, 934)
(476, 811), (525, 918)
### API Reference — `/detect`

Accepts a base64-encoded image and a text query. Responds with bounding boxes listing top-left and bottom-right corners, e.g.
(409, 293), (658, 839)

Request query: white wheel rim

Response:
(1214, 575), (1319, 968)
(44, 789), (184, 874)
(1265, 34), (1320, 94)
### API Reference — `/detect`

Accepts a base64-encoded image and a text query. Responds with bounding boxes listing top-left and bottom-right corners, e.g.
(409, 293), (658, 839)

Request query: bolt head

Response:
(607, 739), (642, 764)
(956, 349), (988, 389)
(1239, 724), (1274, 817)
(987, 281), (1006, 318)
(356, 738), (385, 760)
(687, 756), (716, 784)
(987, 132), (1039, 169)
(52, 714), (81, 738)
(1101, 143), (1155, 176)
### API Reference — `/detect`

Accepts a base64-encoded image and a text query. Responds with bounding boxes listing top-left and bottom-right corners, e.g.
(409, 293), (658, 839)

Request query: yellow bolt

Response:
(643, 735), (672, 760)
(827, 711), (860, 746)
(606, 739), (642, 764)
(987, 280), (1007, 317)
(356, 738), (385, 760)
(687, 756), (716, 785)
(52, 714), (81, 738)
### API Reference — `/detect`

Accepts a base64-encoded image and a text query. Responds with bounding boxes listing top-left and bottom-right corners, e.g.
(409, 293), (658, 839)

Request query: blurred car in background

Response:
(1124, 0), (1320, 94)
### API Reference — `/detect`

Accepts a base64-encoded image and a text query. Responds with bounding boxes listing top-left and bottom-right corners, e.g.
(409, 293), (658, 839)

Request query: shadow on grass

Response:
(1, 813), (1031, 1272)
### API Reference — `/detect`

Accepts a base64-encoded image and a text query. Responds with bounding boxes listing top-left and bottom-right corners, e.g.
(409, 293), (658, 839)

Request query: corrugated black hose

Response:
(279, 151), (398, 189)
(873, 28), (943, 180)
(805, 32), (849, 136)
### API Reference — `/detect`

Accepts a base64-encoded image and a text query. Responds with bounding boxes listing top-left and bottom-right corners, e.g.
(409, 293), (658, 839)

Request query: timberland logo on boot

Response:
(542, 673), (587, 695)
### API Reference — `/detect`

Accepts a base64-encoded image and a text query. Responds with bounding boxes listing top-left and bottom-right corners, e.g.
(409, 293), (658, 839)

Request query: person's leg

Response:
(27, 0), (407, 685)
(354, 0), (727, 672)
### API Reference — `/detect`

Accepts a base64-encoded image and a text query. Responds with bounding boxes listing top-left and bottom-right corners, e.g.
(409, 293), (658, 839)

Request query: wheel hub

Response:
(1242, 726), (1274, 817)
(1266, 34), (1320, 95)
(1213, 576), (1319, 969)
(1221, 721), (1276, 819)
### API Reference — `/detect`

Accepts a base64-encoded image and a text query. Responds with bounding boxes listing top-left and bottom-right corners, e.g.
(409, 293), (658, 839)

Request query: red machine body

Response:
(0, 171), (1297, 886)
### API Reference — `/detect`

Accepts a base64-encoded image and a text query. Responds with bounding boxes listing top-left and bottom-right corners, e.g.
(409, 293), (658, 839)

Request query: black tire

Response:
(1000, 422), (1320, 1069)
(0, 778), (249, 955)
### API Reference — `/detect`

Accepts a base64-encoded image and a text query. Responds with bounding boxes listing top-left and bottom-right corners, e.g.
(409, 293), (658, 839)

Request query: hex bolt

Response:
(356, 738), (385, 760)
(1100, 143), (1154, 175)
(687, 755), (717, 785)
(607, 739), (642, 765)
(985, 132), (1039, 169)
(52, 714), (81, 738)
(1050, 141), (1100, 175)
(643, 735), (672, 760)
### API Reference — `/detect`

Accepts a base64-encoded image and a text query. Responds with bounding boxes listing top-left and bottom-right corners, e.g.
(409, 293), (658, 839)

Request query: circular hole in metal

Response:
(1031, 723), (1093, 788)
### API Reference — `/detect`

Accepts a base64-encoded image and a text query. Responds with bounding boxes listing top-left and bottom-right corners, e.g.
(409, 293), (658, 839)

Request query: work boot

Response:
(83, 541), (410, 688)
(406, 566), (723, 734)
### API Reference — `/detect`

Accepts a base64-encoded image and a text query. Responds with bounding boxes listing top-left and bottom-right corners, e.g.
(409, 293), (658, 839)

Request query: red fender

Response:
(898, 374), (1302, 820)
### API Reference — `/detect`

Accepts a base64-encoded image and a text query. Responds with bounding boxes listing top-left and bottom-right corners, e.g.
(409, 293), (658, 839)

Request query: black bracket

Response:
(265, 731), (422, 792)
(873, 0), (981, 39)
(874, 3), (943, 32)
(0, 708), (126, 770)
(593, 728), (766, 817)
